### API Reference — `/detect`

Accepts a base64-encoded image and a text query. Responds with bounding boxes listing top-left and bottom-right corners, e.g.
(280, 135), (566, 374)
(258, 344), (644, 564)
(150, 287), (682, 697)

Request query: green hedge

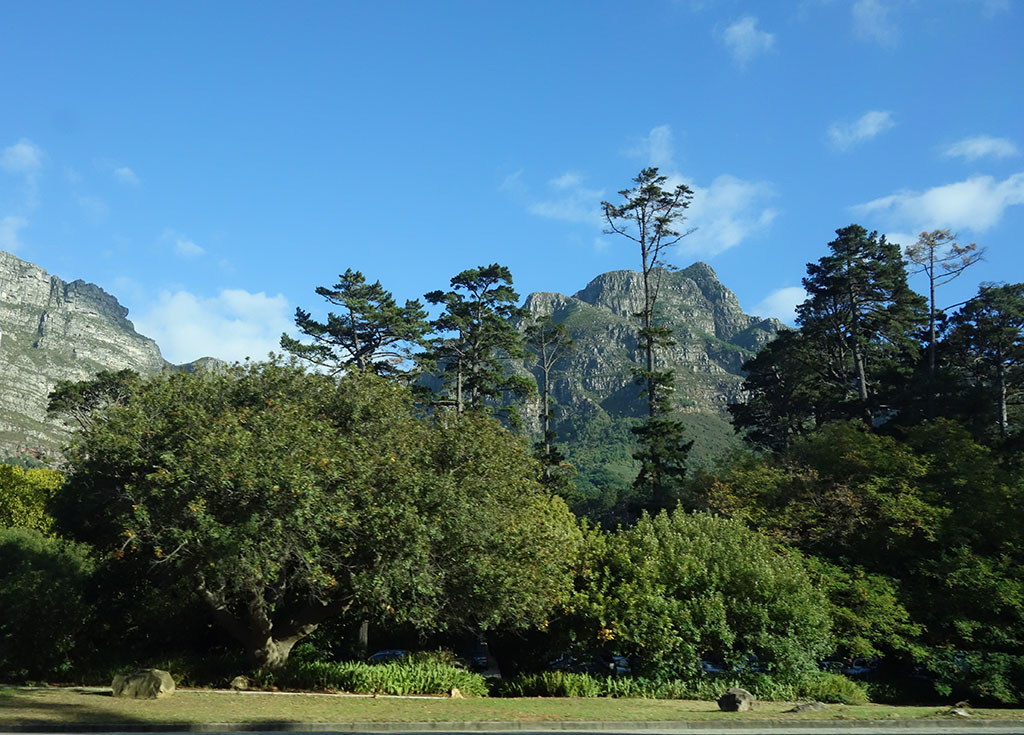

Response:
(278, 659), (488, 696)
(493, 671), (867, 704)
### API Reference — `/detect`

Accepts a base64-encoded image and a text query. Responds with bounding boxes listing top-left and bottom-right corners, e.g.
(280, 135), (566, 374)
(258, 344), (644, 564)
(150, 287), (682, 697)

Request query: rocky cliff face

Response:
(521, 263), (782, 423)
(0, 250), (169, 459)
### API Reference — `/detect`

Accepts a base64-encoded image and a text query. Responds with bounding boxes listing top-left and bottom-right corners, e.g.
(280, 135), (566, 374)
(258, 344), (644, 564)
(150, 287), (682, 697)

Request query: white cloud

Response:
(175, 238), (206, 258)
(883, 231), (918, 248)
(114, 166), (141, 185)
(527, 174), (604, 225)
(828, 110), (895, 151)
(134, 288), (293, 364)
(753, 286), (806, 324)
(721, 15), (776, 67)
(1, 139), (42, 175)
(852, 0), (899, 46)
(628, 124), (675, 169)
(943, 135), (1020, 162)
(678, 175), (778, 256)
(528, 125), (776, 256)
(0, 216), (28, 252)
(854, 173), (1024, 232)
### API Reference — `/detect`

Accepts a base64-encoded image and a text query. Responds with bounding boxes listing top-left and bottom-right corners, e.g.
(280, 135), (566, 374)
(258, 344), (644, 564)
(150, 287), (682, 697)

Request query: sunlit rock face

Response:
(0, 250), (168, 459)
(519, 263), (783, 423)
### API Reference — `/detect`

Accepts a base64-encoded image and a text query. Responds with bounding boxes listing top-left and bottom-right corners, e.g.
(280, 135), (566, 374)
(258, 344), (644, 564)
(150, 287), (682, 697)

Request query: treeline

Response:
(1, 170), (1022, 705)
(678, 224), (1024, 703)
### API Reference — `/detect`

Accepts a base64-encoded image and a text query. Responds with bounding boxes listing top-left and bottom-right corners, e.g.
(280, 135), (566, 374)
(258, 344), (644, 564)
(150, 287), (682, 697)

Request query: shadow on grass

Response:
(0, 687), (151, 728)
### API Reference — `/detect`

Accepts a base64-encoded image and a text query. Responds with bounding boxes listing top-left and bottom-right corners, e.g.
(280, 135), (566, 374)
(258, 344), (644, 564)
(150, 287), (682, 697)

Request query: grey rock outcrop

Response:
(112, 668), (176, 699)
(0, 250), (206, 460)
(519, 263), (783, 424)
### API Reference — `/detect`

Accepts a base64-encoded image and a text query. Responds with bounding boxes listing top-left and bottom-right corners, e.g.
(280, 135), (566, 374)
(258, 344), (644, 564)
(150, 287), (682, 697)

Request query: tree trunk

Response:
(357, 619), (369, 659)
(252, 634), (304, 670)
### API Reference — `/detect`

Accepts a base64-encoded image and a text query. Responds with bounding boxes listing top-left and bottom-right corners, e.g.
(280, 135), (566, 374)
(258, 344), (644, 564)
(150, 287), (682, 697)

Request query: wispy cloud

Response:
(720, 15), (776, 68)
(852, 0), (899, 47)
(134, 288), (293, 364)
(854, 173), (1024, 232)
(114, 166), (141, 185)
(0, 216), (28, 253)
(525, 125), (776, 257)
(175, 238), (206, 258)
(943, 135), (1020, 162)
(679, 175), (777, 257)
(977, 0), (1010, 18)
(1, 139), (43, 175)
(161, 228), (207, 258)
(527, 174), (604, 226)
(753, 286), (806, 324)
(627, 124), (676, 169)
(828, 110), (895, 151)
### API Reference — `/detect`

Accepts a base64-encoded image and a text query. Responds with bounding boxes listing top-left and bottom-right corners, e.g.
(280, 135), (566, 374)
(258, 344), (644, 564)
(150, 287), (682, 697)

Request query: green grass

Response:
(2, 687), (1023, 726)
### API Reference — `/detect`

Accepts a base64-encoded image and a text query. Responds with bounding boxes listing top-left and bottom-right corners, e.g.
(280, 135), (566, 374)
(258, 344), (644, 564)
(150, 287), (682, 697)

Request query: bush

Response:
(563, 510), (833, 681)
(796, 672), (869, 704)
(493, 671), (858, 702)
(279, 659), (488, 696)
(0, 528), (95, 680)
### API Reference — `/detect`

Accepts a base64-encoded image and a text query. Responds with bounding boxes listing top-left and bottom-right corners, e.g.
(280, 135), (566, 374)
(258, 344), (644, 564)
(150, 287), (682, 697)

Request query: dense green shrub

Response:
(0, 464), (63, 532)
(563, 510), (833, 681)
(926, 650), (1024, 705)
(0, 528), (95, 680)
(493, 670), (866, 703)
(279, 659), (488, 696)
(796, 672), (869, 704)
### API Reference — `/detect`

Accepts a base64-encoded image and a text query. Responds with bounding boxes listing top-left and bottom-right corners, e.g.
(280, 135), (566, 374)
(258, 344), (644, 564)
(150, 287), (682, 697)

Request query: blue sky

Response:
(2, 0), (1021, 364)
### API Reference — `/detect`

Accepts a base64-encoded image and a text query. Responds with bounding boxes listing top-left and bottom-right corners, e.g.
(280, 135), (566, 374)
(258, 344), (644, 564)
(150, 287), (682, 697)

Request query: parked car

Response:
(368, 649), (408, 664)
(699, 655), (760, 674)
(547, 651), (631, 676)
(819, 657), (878, 677)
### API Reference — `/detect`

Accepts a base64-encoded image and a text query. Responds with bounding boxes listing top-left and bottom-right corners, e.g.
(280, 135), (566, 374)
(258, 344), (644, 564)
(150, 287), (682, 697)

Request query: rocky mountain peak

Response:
(0, 250), (171, 459)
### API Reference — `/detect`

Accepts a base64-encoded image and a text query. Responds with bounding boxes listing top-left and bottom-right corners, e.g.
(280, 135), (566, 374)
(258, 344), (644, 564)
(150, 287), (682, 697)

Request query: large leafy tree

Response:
(423, 264), (533, 416)
(282, 269), (429, 376)
(601, 169), (695, 515)
(946, 283), (1024, 441)
(52, 361), (578, 669)
(734, 225), (927, 448)
(798, 225), (927, 422)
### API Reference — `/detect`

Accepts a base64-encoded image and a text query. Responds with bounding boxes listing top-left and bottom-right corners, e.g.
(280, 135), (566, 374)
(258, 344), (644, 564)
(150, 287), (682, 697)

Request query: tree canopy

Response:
(53, 361), (578, 669)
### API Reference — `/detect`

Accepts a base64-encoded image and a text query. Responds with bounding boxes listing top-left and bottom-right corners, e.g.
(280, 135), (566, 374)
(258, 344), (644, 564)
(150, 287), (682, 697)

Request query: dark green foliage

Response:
(53, 361), (579, 670)
(734, 225), (927, 446)
(47, 368), (140, 431)
(282, 269), (429, 376)
(804, 557), (922, 660)
(946, 283), (1024, 442)
(423, 264), (533, 416)
(0, 528), (96, 680)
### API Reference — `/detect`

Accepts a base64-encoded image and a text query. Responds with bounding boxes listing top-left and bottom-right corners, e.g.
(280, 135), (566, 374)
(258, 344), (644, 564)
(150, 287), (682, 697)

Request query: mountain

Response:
(518, 264), (783, 510)
(0, 250), (203, 460)
(0, 250), (779, 483)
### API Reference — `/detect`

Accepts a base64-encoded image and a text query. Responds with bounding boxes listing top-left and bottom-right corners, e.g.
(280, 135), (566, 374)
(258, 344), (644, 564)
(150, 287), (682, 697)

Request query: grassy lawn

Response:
(2, 687), (1024, 727)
